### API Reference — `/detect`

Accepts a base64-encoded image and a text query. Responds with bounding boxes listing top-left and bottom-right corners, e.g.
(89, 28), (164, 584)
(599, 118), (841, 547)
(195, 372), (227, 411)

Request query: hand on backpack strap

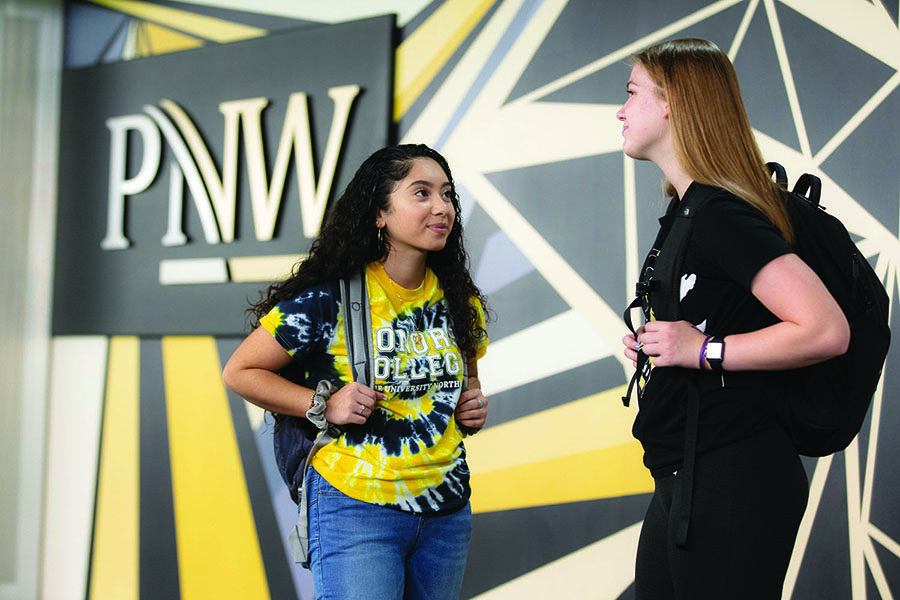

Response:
(631, 320), (711, 369)
(324, 381), (385, 426)
(455, 379), (488, 433)
(622, 325), (647, 367)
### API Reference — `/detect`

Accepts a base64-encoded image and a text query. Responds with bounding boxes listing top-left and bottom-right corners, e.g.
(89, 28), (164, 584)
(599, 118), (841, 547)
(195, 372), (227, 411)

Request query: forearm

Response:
(223, 367), (313, 418)
(713, 318), (848, 372)
(633, 312), (848, 372)
(456, 361), (487, 430)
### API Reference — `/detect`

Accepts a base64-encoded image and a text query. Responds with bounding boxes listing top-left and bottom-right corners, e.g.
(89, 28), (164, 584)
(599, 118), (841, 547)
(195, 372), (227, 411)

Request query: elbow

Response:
(833, 321), (851, 357)
(820, 315), (851, 360)
(221, 361), (239, 392)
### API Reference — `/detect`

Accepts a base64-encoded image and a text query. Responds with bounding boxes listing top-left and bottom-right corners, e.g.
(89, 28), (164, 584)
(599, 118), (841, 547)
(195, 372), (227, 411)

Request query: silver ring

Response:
(358, 404), (365, 415)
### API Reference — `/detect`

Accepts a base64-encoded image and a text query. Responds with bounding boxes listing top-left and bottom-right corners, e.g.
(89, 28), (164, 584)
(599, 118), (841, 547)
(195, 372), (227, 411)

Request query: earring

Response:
(377, 227), (384, 245)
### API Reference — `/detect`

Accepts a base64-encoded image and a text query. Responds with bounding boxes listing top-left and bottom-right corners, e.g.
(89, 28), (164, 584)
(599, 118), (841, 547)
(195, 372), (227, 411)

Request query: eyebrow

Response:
(405, 179), (451, 189)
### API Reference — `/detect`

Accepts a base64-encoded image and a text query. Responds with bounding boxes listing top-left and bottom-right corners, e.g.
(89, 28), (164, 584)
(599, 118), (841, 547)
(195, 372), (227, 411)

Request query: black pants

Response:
(635, 426), (809, 599)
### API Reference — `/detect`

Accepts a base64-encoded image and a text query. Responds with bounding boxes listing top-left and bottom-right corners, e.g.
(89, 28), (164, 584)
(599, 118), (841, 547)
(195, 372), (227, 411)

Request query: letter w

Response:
(241, 85), (360, 240)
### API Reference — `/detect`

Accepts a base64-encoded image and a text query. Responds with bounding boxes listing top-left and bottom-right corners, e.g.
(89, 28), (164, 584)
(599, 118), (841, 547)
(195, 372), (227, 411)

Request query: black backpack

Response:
(624, 163), (890, 458)
(622, 164), (890, 548)
(766, 163), (890, 456)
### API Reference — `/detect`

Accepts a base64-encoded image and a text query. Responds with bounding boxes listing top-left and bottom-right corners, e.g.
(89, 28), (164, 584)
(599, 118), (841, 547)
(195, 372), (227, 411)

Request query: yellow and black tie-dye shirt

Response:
(260, 261), (488, 514)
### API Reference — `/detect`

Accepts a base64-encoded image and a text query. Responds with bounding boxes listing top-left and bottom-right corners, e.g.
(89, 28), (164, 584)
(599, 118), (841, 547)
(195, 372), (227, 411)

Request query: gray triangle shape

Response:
(732, 3), (802, 152)
(777, 2), (895, 155)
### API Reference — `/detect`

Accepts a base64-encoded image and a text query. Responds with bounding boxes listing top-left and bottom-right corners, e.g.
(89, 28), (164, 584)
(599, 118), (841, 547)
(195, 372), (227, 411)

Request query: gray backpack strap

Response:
(290, 426), (338, 567)
(341, 267), (372, 386)
(291, 270), (372, 568)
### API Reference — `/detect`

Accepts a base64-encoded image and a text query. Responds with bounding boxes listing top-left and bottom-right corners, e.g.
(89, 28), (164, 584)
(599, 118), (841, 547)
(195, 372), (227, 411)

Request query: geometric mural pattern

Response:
(53, 1), (900, 598)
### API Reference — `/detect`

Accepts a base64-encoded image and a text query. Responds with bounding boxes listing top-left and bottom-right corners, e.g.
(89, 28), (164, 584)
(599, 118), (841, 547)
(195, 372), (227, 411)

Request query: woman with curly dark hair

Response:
(223, 144), (489, 600)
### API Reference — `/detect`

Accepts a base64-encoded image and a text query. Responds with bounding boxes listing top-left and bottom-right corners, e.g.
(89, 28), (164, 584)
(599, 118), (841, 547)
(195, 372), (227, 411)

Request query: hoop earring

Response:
(377, 227), (384, 245)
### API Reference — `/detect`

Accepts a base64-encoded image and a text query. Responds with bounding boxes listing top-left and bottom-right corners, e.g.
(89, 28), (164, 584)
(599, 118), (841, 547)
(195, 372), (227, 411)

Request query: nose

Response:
(616, 106), (625, 121)
(433, 197), (454, 219)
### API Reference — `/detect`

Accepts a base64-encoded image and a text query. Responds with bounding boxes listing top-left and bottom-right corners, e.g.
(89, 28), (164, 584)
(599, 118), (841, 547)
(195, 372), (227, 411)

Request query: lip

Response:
(428, 223), (449, 233)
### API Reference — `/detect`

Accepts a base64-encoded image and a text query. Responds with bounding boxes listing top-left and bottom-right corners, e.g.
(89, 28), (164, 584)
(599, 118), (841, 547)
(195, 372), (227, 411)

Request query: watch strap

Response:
(704, 337), (725, 372)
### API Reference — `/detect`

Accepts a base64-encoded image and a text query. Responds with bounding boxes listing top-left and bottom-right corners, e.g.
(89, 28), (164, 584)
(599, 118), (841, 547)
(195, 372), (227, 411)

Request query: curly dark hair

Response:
(248, 143), (489, 361)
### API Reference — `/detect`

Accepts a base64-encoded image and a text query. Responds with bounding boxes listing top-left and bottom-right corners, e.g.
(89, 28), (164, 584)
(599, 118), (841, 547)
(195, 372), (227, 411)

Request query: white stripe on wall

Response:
(159, 257), (229, 285)
(40, 336), (109, 600)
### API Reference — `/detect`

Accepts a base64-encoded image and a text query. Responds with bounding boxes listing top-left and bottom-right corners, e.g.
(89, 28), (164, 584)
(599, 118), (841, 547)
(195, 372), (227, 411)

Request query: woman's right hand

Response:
(325, 382), (385, 425)
(622, 325), (646, 367)
(637, 320), (707, 369)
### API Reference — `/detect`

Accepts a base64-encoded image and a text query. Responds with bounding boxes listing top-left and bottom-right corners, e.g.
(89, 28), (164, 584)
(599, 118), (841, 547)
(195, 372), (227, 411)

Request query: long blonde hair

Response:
(633, 38), (793, 243)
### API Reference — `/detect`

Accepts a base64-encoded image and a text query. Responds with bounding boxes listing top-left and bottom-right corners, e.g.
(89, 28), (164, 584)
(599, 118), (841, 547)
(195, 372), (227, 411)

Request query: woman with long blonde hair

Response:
(619, 39), (849, 598)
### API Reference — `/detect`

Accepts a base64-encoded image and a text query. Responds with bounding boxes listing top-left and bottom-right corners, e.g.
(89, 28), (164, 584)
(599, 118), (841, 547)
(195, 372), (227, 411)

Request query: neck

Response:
(649, 132), (692, 199)
(381, 251), (427, 289)
(657, 155), (692, 199)
(669, 171), (693, 199)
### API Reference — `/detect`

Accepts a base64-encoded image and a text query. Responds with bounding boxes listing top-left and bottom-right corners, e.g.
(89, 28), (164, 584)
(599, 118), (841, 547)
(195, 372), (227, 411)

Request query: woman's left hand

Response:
(455, 385), (488, 431)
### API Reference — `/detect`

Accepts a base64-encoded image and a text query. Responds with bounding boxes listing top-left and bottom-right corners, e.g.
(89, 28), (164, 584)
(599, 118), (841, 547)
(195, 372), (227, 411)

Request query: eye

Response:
(414, 188), (428, 198)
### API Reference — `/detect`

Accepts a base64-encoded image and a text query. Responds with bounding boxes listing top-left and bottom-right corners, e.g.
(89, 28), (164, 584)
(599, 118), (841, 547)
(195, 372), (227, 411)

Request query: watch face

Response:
(706, 341), (724, 360)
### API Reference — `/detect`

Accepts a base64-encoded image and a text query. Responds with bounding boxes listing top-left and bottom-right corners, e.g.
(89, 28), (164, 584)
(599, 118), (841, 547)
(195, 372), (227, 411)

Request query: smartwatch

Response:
(704, 337), (725, 371)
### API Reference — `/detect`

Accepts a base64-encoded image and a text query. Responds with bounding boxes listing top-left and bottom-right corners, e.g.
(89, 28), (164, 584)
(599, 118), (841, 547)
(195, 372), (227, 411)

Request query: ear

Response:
(374, 211), (385, 228)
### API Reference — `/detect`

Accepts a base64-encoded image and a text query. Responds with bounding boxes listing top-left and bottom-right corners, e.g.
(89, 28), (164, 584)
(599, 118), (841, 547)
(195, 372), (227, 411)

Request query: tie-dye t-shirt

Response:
(259, 261), (487, 514)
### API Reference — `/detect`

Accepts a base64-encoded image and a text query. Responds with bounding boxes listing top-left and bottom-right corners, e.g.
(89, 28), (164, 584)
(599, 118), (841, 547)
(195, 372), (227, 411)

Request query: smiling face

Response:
(616, 63), (671, 163)
(376, 157), (456, 262)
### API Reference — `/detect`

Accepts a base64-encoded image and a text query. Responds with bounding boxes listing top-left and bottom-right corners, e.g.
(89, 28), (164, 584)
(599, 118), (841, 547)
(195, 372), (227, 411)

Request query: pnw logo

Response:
(100, 84), (360, 285)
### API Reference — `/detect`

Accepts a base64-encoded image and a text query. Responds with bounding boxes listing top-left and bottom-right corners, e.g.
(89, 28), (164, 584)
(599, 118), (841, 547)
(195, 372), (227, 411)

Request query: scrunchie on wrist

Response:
(305, 379), (336, 430)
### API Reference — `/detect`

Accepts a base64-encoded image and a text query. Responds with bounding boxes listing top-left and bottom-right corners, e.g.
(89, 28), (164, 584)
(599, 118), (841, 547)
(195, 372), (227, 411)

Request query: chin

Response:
(623, 147), (647, 161)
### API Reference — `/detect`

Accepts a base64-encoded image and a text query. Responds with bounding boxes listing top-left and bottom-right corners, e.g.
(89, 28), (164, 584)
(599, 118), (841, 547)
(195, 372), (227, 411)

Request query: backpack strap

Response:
(621, 293), (647, 408)
(293, 419), (339, 564)
(649, 193), (711, 321)
(622, 184), (718, 548)
(293, 269), (373, 565)
(653, 190), (708, 549)
(792, 172), (822, 208)
(667, 187), (722, 549)
(621, 196), (681, 407)
(673, 377), (701, 548)
(766, 161), (788, 189)
(341, 267), (373, 386)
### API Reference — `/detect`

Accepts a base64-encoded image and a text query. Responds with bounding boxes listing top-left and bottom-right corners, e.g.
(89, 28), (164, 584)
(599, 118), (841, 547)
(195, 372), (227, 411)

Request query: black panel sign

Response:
(53, 16), (394, 335)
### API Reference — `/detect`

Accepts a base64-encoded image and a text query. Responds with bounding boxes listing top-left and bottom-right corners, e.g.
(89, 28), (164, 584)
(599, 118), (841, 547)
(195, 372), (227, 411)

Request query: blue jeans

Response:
(306, 467), (472, 600)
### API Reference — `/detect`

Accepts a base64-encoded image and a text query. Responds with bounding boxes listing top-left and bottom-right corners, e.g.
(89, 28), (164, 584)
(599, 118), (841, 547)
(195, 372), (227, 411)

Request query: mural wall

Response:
(43, 1), (900, 599)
